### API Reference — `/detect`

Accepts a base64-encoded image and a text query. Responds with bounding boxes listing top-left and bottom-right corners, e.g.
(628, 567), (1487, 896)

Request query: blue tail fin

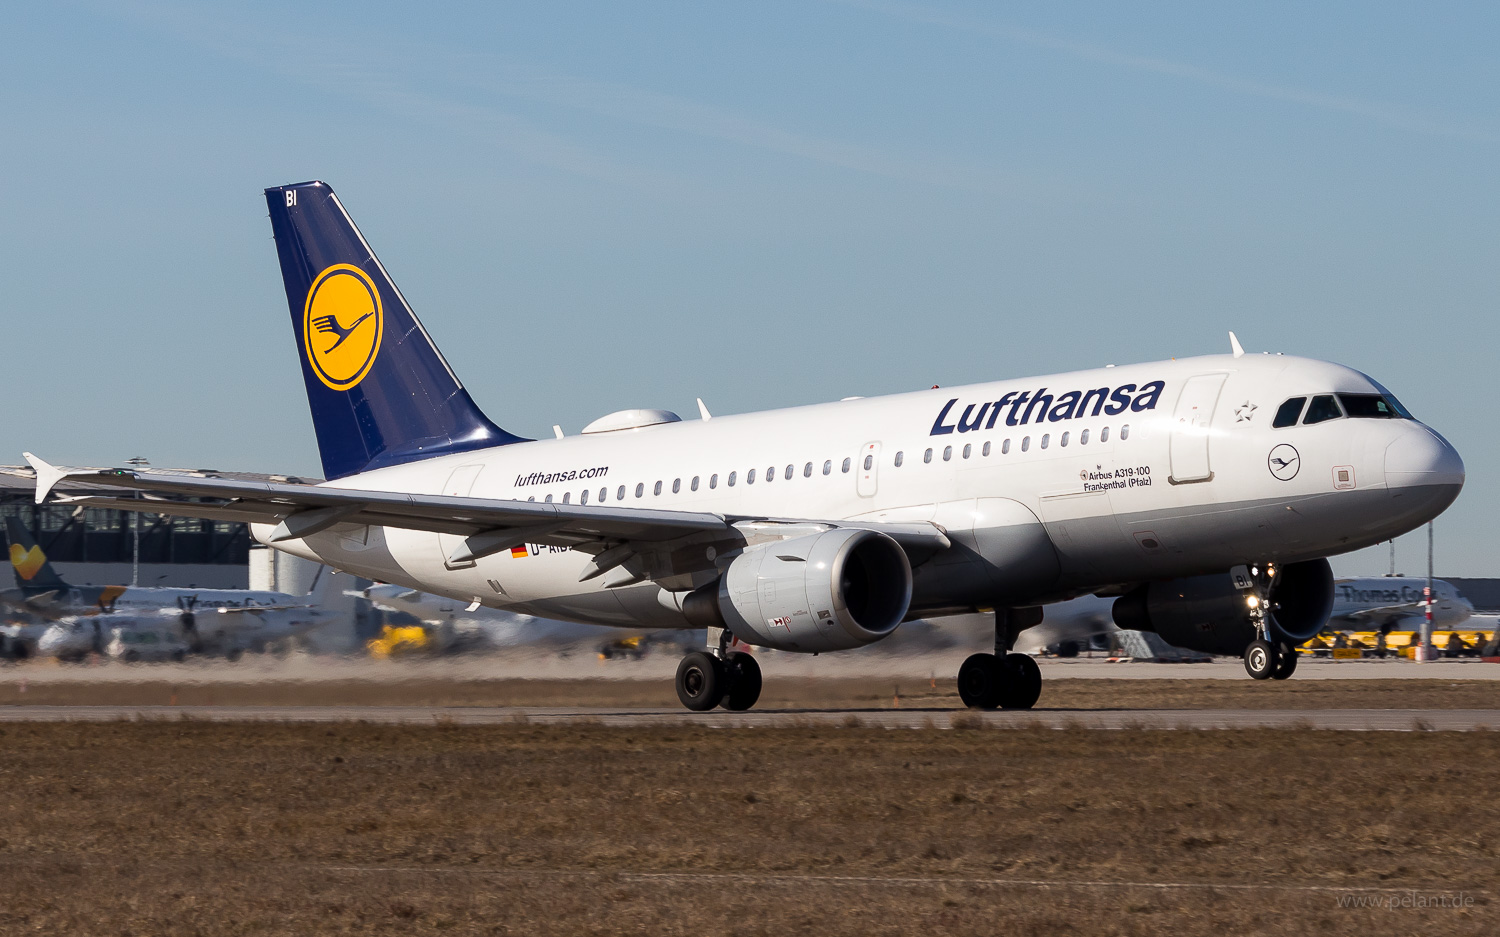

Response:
(264, 181), (528, 480)
(6, 516), (70, 593)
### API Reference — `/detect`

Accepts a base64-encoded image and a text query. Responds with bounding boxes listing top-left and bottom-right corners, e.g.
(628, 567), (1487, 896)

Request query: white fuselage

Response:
(262, 353), (1463, 635)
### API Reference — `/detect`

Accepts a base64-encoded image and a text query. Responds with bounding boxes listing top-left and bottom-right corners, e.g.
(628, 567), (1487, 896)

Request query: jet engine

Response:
(1110, 559), (1334, 656)
(684, 528), (913, 653)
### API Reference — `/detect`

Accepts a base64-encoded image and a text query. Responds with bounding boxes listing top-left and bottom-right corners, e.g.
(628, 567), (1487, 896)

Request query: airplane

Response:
(1328, 576), (1472, 631)
(2, 515), (342, 658)
(22, 180), (1464, 711)
(33, 568), (346, 662)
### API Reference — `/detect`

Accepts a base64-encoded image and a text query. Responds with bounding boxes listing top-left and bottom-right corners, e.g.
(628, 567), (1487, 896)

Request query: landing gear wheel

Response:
(721, 652), (762, 711)
(957, 653), (1003, 709)
(999, 653), (1042, 710)
(1271, 643), (1298, 680)
(676, 651), (726, 712)
(1244, 639), (1277, 680)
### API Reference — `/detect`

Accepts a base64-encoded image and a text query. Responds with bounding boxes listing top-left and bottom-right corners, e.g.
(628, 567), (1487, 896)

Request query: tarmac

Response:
(0, 704), (1495, 730)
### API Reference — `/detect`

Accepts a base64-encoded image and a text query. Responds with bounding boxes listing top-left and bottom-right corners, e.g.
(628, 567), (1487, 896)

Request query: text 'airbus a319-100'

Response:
(24, 181), (1464, 710)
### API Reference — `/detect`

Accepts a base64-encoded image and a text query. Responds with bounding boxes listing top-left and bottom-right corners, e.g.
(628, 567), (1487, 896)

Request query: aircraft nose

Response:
(1385, 425), (1465, 490)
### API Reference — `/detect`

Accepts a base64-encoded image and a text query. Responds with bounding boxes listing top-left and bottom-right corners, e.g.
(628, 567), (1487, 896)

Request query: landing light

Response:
(1246, 595), (1261, 609)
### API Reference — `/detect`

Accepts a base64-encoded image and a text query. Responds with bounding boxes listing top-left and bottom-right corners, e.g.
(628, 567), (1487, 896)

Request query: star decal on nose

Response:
(1235, 401), (1257, 422)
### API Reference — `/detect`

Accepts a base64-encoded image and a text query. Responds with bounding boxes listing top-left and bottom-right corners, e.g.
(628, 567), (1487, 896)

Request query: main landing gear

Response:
(675, 629), (762, 712)
(957, 607), (1044, 710)
(1239, 562), (1298, 681)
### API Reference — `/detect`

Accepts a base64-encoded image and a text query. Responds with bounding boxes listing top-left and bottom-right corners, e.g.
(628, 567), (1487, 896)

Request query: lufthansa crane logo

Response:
(1267, 443), (1300, 481)
(302, 264), (383, 391)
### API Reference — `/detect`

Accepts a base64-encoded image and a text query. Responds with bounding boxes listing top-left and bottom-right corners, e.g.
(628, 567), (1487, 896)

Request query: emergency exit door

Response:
(1169, 374), (1227, 484)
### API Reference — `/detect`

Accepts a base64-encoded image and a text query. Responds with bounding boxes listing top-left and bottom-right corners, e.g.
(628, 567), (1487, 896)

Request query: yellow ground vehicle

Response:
(366, 624), (431, 659)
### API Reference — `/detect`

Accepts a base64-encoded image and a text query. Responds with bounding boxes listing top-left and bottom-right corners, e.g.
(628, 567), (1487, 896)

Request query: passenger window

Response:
(1061, 432), (1069, 447)
(1120, 425), (1130, 440)
(894, 451), (904, 468)
(842, 458), (850, 473)
(1080, 429), (1089, 445)
(1021, 437), (1030, 452)
(823, 460), (832, 475)
(581, 489), (590, 505)
(617, 485), (626, 501)
(728, 471), (737, 486)
(943, 446), (952, 461)
(748, 469), (757, 484)
(962, 443), (971, 459)
(528, 496), (535, 502)
(691, 476), (700, 491)
(672, 478), (681, 494)
(562, 492), (570, 504)
(1338, 394), (1401, 419)
(924, 449), (933, 464)
(599, 487), (606, 502)
(863, 455), (873, 471)
(982, 441), (991, 456)
(1002, 439), (1010, 454)
(1273, 397), (1306, 428)
(653, 481), (662, 496)
(710, 474), (718, 489)
(1302, 395), (1343, 425)
(764, 466), (773, 483)
(545, 494), (553, 502)
(1040, 434), (1049, 449)
(785, 464), (793, 480)
(1099, 427), (1109, 443)
(803, 462), (812, 478)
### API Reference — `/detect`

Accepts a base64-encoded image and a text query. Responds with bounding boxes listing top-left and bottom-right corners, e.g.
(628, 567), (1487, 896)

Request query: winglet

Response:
(1229, 332), (1245, 358)
(22, 453), (70, 505)
(697, 398), (712, 421)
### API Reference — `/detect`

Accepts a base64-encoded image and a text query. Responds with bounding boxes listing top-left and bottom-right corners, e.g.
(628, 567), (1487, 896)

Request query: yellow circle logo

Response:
(303, 264), (383, 390)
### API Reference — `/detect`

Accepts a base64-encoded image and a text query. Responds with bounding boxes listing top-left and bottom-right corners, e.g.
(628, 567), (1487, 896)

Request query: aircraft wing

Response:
(1331, 604), (1424, 629)
(24, 455), (950, 581)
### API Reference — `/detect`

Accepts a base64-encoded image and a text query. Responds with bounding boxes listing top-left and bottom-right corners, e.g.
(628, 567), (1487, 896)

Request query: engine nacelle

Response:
(1111, 559), (1334, 657)
(704, 528), (913, 653)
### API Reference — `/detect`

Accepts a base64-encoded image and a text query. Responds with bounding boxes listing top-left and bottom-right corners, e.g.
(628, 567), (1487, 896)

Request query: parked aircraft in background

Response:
(3, 516), (344, 659)
(25, 181), (1464, 711)
(1328, 576), (1472, 631)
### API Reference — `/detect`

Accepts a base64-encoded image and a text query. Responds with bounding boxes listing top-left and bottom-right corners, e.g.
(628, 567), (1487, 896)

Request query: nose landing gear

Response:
(1239, 563), (1300, 680)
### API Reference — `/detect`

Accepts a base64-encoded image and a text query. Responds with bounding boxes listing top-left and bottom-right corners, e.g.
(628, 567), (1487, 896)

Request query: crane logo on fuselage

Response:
(930, 380), (1166, 436)
(302, 264), (384, 391)
(1268, 444), (1300, 480)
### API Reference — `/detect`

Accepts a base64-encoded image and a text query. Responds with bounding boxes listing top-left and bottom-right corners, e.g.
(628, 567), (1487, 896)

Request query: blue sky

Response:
(2, 1), (1496, 575)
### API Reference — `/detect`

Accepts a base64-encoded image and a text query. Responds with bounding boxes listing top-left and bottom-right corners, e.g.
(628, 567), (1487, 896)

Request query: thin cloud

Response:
(841, 0), (1500, 145)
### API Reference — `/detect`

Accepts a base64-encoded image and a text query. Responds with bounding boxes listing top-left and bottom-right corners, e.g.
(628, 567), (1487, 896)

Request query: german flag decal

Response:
(510, 545), (529, 559)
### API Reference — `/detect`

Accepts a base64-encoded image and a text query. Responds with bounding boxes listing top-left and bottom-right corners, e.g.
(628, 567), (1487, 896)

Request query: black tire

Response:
(721, 652), (763, 711)
(957, 653), (1003, 709)
(1244, 639), (1276, 680)
(675, 651), (725, 712)
(225, 647), (243, 662)
(999, 653), (1042, 710)
(1271, 643), (1298, 680)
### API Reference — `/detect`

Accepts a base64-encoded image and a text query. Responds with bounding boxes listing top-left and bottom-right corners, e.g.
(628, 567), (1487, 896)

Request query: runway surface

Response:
(2, 704), (1496, 730)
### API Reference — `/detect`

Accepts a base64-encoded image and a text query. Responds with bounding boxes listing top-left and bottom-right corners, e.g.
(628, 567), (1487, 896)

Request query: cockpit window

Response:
(1302, 394), (1343, 425)
(1272, 397), (1306, 428)
(1339, 393), (1410, 419)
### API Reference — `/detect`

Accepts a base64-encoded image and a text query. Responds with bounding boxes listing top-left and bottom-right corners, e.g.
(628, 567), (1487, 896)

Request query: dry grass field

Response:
(1, 675), (1497, 710)
(0, 722), (1497, 936)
